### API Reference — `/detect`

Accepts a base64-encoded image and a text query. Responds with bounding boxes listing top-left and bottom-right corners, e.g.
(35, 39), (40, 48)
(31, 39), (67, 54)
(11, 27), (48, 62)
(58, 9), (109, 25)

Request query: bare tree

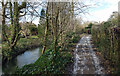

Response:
(2, 1), (26, 50)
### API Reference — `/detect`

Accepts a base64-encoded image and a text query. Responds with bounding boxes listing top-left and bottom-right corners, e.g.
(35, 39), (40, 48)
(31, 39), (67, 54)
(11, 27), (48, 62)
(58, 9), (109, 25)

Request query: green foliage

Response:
(61, 31), (81, 52)
(66, 31), (80, 43)
(29, 25), (38, 35)
(15, 49), (72, 74)
(40, 8), (45, 19)
(72, 34), (80, 43)
(38, 24), (45, 38)
(84, 23), (93, 34)
(92, 21), (120, 74)
(38, 8), (46, 38)
(2, 36), (42, 62)
(88, 23), (93, 28)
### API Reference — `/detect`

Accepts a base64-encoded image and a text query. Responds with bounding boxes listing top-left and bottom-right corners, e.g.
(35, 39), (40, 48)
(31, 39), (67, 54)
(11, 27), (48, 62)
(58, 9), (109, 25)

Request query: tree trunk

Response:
(10, 2), (26, 50)
(42, 2), (49, 54)
(9, 2), (13, 25)
(2, 2), (9, 44)
(54, 8), (59, 53)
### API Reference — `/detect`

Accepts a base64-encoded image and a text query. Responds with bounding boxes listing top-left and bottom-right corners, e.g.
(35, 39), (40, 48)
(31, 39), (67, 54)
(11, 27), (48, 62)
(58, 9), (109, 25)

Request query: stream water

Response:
(73, 35), (104, 74)
(2, 47), (42, 74)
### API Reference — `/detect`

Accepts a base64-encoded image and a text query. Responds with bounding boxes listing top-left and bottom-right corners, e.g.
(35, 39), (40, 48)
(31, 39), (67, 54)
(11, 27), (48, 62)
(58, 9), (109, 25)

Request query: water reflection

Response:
(3, 47), (42, 74)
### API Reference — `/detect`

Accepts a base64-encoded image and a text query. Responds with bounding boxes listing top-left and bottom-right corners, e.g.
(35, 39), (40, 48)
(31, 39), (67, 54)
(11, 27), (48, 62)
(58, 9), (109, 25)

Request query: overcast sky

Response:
(82, 0), (119, 22)
(25, 0), (120, 25)
(0, 0), (119, 25)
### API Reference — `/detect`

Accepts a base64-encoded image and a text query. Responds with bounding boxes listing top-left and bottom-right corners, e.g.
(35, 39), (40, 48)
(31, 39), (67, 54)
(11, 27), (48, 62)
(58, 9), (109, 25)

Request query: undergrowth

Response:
(14, 49), (72, 75)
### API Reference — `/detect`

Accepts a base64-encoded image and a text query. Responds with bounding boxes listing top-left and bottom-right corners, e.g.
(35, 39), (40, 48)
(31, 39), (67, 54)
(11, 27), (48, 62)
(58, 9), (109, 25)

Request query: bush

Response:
(91, 21), (120, 74)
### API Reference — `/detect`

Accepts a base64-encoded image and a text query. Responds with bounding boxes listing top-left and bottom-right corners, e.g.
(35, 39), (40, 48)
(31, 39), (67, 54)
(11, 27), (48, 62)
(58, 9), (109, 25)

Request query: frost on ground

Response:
(73, 35), (104, 74)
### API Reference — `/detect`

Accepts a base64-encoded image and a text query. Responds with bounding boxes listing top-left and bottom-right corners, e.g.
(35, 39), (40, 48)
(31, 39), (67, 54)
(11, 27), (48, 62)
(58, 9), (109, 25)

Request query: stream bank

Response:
(3, 47), (42, 74)
(2, 37), (43, 63)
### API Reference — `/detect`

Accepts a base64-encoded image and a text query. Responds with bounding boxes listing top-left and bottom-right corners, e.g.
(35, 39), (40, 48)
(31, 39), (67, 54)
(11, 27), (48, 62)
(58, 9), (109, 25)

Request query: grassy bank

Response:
(2, 36), (43, 63)
(15, 49), (72, 75)
(12, 33), (82, 75)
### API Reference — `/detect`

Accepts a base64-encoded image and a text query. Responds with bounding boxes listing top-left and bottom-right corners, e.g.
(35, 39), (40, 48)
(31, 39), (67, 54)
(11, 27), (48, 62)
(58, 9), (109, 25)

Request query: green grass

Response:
(31, 36), (39, 39)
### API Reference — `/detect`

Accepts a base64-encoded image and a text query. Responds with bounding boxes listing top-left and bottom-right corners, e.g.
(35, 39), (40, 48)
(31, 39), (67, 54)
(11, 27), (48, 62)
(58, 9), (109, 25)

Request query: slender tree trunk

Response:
(50, 2), (57, 53)
(71, 1), (75, 40)
(42, 2), (49, 54)
(2, 4), (6, 42)
(2, 2), (9, 44)
(9, 2), (13, 25)
(54, 8), (59, 53)
(11, 2), (18, 44)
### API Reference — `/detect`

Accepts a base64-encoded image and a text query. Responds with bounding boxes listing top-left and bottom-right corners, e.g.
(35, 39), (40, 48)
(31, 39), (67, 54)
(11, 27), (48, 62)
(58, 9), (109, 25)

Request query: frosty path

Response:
(73, 35), (104, 74)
